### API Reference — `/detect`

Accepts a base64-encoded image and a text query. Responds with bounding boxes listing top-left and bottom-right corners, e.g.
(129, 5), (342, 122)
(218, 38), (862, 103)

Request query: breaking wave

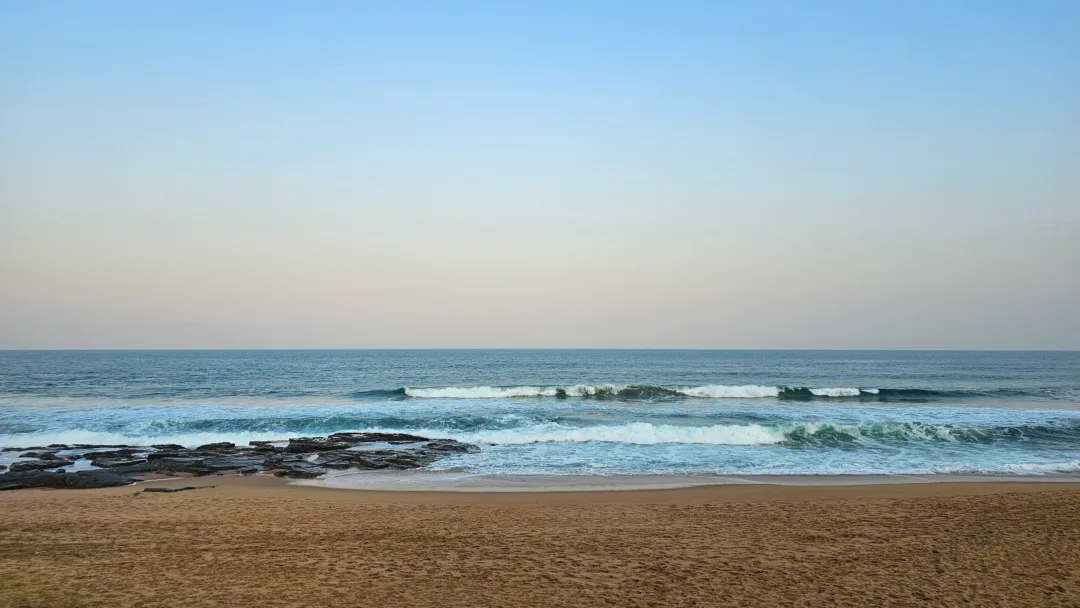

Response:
(461, 422), (786, 445)
(449, 420), (1080, 447)
(7, 420), (1078, 451)
(396, 385), (997, 400)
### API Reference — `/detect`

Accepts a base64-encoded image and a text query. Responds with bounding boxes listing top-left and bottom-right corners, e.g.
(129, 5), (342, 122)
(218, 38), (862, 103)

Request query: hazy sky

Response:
(2, 1), (1078, 349)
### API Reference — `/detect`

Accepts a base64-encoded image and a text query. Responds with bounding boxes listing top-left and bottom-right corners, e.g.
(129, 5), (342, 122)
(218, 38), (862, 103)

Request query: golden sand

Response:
(1, 477), (1078, 607)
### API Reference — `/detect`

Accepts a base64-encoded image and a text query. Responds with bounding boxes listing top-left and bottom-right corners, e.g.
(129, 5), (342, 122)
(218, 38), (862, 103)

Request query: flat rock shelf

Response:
(0, 432), (481, 491)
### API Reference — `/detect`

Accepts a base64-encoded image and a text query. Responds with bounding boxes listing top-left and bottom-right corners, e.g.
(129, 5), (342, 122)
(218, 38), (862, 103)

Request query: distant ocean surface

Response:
(2, 350), (1079, 477)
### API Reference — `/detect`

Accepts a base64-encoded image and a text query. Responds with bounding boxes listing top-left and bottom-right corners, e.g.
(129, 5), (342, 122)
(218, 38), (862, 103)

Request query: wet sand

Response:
(314, 469), (1080, 491)
(2, 476), (1079, 607)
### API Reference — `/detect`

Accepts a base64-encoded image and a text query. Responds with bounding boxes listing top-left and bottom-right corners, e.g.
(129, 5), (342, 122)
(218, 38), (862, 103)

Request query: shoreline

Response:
(308, 469), (1080, 492)
(115, 471), (1080, 505)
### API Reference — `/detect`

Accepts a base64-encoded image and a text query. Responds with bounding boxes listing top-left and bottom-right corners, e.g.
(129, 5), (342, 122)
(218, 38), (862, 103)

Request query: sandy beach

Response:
(2, 477), (1078, 607)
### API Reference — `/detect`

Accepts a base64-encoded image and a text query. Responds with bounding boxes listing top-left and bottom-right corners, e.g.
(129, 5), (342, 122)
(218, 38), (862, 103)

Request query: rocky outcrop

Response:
(148, 457), (215, 476)
(328, 432), (430, 443)
(0, 431), (482, 490)
(90, 457), (148, 469)
(283, 437), (352, 453)
(22, 451), (65, 460)
(0, 469), (134, 490)
(281, 463), (328, 478)
(423, 439), (482, 454)
(349, 457), (391, 470)
(9, 459), (76, 473)
(79, 448), (143, 460)
(108, 462), (153, 475)
(146, 450), (190, 460)
(202, 456), (266, 471)
(195, 442), (235, 452)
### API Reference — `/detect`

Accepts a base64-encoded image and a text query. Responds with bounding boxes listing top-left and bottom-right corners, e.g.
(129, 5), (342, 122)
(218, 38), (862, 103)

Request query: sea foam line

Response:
(402, 385), (876, 399)
(458, 422), (788, 445)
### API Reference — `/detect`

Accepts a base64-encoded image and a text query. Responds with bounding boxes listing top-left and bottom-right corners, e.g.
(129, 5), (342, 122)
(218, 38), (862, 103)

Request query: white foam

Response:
(402, 384), (879, 399)
(809, 388), (863, 397)
(563, 384), (627, 397)
(998, 460), (1080, 473)
(676, 385), (781, 398)
(404, 386), (557, 399)
(459, 422), (787, 446)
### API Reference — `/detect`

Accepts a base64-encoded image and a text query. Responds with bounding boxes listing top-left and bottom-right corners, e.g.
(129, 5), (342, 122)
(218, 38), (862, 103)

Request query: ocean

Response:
(2, 350), (1079, 478)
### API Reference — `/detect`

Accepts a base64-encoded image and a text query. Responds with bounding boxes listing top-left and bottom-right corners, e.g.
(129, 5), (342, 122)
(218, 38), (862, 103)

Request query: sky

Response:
(1, 1), (1078, 349)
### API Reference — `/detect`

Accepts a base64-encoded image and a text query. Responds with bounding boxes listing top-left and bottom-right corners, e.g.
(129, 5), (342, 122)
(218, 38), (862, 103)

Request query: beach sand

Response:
(1, 477), (1078, 607)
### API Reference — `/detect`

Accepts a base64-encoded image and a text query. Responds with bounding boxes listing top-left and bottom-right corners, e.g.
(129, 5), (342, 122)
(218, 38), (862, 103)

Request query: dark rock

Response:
(141, 486), (209, 493)
(0, 465), (6, 471)
(195, 442), (235, 452)
(422, 439), (481, 454)
(148, 457), (214, 476)
(283, 437), (351, 453)
(324, 432), (369, 443)
(288, 451), (366, 470)
(1, 432), (484, 485)
(405, 450), (442, 463)
(109, 462), (152, 475)
(90, 457), (148, 469)
(72, 444), (133, 449)
(2, 447), (24, 452)
(78, 448), (143, 460)
(71, 470), (136, 488)
(262, 454), (308, 469)
(202, 456), (266, 471)
(47, 444), (70, 449)
(9, 459), (76, 473)
(22, 451), (63, 460)
(349, 449), (406, 456)
(369, 432), (433, 443)
(284, 463), (328, 478)
(350, 457), (391, 470)
(319, 456), (355, 470)
(0, 469), (134, 490)
(384, 456), (424, 470)
(147, 450), (191, 460)
(328, 432), (430, 444)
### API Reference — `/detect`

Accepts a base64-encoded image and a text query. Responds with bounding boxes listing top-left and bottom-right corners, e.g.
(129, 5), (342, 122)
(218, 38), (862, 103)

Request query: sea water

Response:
(1, 350), (1078, 477)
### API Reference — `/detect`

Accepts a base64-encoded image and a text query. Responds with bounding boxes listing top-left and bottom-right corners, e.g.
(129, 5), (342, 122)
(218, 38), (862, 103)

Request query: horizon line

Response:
(2, 348), (1078, 353)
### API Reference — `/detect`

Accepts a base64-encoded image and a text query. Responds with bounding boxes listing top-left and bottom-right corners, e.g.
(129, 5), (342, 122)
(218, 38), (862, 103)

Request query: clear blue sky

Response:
(1, 1), (1078, 348)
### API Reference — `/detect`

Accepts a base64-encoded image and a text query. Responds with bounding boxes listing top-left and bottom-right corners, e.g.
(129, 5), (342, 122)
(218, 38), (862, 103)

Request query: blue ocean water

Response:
(1, 350), (1079, 476)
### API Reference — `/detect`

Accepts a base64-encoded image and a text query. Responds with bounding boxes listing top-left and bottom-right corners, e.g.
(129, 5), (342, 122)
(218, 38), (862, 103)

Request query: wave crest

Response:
(4, 420), (1078, 452)
(402, 384), (879, 399)
(405, 386), (558, 399)
(457, 420), (1080, 447)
